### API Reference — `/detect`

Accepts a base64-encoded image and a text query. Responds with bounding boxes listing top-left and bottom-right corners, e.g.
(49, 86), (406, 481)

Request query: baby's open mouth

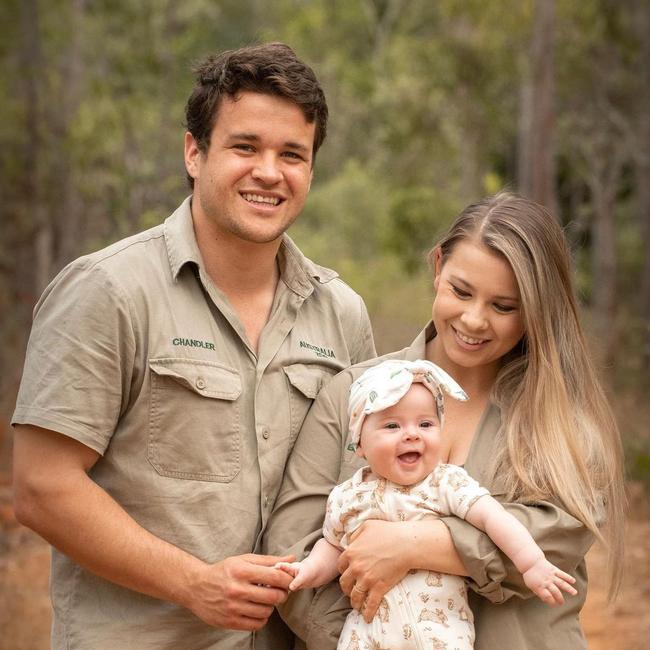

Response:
(398, 452), (421, 464)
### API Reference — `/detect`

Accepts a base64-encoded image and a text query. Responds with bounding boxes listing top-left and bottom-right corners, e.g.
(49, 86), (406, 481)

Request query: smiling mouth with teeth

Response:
(241, 192), (281, 206)
(454, 328), (487, 345)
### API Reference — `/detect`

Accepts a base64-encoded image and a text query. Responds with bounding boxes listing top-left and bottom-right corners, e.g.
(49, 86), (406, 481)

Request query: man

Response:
(12, 43), (375, 649)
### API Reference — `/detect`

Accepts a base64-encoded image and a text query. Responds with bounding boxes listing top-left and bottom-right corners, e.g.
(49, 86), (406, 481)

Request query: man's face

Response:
(184, 91), (315, 245)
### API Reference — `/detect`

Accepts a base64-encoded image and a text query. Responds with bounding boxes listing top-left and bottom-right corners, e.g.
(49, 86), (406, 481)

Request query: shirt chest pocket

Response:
(148, 358), (241, 482)
(283, 363), (337, 445)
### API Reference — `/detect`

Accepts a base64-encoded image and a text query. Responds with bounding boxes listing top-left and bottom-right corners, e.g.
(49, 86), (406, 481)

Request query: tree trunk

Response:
(590, 183), (618, 368)
(458, 84), (482, 201)
(518, 0), (558, 216)
(19, 0), (50, 296)
(54, 0), (86, 270)
(635, 0), (650, 374)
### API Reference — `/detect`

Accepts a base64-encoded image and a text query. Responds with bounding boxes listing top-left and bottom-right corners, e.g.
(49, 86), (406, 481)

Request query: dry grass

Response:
(1, 476), (648, 649)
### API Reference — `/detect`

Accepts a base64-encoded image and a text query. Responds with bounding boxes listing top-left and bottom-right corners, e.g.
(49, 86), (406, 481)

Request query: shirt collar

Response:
(277, 235), (339, 298)
(404, 321), (437, 360)
(163, 196), (339, 295)
(164, 196), (203, 280)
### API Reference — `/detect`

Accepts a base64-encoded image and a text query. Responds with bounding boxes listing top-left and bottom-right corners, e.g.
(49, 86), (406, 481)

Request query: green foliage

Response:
(1, 0), (648, 461)
(383, 187), (459, 273)
(295, 159), (388, 260)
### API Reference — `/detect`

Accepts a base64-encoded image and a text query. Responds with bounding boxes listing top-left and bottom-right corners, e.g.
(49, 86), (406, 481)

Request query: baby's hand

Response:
(274, 561), (309, 591)
(523, 558), (577, 606)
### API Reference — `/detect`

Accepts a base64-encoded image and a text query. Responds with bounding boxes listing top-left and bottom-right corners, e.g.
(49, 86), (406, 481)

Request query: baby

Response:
(276, 359), (577, 649)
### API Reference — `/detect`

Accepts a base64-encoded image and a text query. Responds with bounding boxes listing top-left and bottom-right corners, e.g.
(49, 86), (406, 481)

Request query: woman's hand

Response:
(337, 520), (413, 622)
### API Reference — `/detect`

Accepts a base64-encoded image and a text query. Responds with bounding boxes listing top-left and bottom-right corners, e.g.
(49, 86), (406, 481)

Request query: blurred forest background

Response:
(2, 0), (649, 482)
(0, 0), (649, 647)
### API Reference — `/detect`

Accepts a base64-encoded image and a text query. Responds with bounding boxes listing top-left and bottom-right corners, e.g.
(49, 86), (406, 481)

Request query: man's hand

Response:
(522, 557), (577, 606)
(184, 554), (294, 631)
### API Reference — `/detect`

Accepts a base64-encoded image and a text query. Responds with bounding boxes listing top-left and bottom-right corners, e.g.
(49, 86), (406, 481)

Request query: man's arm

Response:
(13, 424), (293, 631)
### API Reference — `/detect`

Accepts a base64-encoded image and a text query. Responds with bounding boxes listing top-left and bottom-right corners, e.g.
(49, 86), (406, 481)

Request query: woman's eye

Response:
(494, 303), (516, 314)
(451, 285), (471, 299)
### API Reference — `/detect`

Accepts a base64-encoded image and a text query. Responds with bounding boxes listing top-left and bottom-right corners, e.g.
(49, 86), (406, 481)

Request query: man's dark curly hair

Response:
(185, 42), (328, 188)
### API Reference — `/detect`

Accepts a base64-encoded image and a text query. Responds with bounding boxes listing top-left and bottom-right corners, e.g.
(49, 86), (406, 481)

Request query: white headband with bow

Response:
(348, 359), (468, 446)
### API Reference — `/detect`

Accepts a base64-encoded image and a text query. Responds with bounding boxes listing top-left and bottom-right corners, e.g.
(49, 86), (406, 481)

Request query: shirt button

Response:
(196, 377), (206, 390)
(264, 496), (269, 507)
(262, 428), (270, 440)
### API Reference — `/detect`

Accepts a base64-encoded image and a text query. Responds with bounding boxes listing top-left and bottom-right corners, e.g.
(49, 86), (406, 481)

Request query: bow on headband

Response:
(348, 359), (468, 446)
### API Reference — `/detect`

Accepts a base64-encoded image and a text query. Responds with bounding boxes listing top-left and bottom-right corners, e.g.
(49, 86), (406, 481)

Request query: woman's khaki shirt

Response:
(264, 323), (594, 650)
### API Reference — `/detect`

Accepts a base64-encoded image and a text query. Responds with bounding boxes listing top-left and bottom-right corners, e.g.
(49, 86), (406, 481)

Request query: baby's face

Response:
(356, 383), (441, 486)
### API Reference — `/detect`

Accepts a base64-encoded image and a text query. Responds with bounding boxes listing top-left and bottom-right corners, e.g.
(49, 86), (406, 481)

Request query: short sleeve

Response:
(12, 260), (138, 454)
(350, 295), (376, 364)
(321, 484), (346, 548)
(433, 464), (490, 519)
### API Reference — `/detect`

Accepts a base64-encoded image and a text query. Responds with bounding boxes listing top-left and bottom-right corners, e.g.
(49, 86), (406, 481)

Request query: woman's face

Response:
(431, 239), (525, 374)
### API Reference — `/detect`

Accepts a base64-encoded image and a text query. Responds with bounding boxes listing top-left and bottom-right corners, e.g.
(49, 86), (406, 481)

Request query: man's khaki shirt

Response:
(12, 197), (376, 650)
(265, 323), (594, 650)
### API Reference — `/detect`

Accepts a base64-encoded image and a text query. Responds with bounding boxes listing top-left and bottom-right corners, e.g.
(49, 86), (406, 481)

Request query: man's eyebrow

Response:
(226, 132), (259, 144)
(449, 274), (519, 302)
(227, 132), (309, 152)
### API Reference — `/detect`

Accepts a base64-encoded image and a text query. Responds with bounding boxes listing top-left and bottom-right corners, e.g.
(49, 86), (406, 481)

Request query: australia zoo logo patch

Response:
(299, 340), (336, 359)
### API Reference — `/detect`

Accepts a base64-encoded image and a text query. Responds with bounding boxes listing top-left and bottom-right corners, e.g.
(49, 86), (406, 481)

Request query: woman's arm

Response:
(442, 500), (594, 604)
(465, 495), (577, 605)
(337, 518), (469, 619)
(337, 498), (592, 623)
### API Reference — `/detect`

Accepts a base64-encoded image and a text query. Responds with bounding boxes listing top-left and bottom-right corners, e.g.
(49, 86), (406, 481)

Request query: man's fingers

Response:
(230, 599), (275, 620)
(228, 614), (271, 631)
(237, 558), (294, 590)
(246, 583), (290, 606)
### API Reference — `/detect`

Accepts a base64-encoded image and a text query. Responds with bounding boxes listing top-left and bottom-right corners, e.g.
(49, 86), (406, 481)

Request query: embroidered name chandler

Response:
(172, 337), (216, 350)
(299, 340), (336, 359)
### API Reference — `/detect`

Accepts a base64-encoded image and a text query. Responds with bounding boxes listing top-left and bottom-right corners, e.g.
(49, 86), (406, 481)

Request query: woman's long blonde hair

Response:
(429, 191), (625, 595)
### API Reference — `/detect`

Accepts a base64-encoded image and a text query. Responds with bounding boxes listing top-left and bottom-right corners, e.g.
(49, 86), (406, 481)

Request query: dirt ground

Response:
(1, 476), (648, 650)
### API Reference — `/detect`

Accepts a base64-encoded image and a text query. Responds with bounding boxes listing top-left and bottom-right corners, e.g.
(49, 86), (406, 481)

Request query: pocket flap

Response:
(283, 363), (336, 399)
(149, 358), (241, 400)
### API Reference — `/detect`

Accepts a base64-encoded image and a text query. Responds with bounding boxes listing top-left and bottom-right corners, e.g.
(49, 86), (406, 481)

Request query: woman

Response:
(264, 191), (625, 649)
